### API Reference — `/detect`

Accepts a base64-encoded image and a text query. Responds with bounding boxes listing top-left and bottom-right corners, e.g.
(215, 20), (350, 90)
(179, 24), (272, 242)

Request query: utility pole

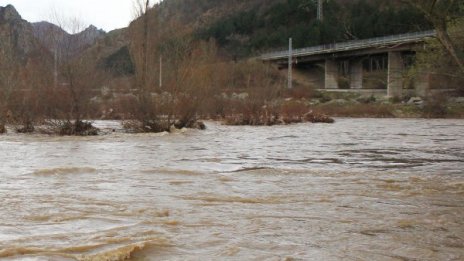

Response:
(157, 0), (163, 89)
(159, 55), (163, 88)
(317, 0), (323, 21)
(288, 37), (293, 89)
(54, 48), (58, 88)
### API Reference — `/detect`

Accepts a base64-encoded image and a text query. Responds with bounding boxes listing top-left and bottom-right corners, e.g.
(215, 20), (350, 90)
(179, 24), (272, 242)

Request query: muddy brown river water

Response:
(0, 119), (463, 260)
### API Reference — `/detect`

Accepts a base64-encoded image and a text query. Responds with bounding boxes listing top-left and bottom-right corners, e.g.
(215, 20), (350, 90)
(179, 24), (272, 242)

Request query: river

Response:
(0, 119), (463, 260)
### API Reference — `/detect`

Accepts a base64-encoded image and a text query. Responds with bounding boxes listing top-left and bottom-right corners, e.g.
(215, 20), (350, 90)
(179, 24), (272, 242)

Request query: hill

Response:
(0, 5), (45, 65)
(193, 0), (431, 56)
(0, 1), (434, 81)
(32, 21), (106, 57)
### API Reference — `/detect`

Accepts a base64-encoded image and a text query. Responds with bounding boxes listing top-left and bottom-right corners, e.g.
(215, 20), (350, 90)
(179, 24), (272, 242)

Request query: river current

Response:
(0, 119), (463, 260)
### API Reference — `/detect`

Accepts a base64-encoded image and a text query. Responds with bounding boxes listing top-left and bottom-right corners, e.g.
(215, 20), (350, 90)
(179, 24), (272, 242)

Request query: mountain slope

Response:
(32, 21), (106, 56)
(195, 0), (432, 56)
(0, 5), (43, 65)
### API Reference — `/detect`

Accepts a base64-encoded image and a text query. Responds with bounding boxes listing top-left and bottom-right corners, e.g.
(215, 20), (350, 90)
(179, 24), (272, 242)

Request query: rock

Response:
(0, 5), (21, 21)
(161, 91), (173, 100)
(193, 121), (206, 130)
(327, 99), (348, 105)
(407, 97), (423, 105)
(169, 125), (178, 133)
(356, 96), (376, 104)
(100, 108), (114, 120)
(101, 86), (112, 99)
(237, 92), (249, 100)
(90, 96), (102, 103)
(231, 92), (249, 100)
(450, 97), (464, 104)
(16, 123), (34, 133)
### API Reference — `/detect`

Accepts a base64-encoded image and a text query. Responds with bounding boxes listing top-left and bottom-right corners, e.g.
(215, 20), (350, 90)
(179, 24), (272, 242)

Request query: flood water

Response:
(0, 118), (463, 260)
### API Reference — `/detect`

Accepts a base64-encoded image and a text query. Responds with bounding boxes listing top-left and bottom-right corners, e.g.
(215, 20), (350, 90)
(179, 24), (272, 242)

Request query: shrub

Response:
(422, 95), (448, 118)
(42, 120), (99, 136)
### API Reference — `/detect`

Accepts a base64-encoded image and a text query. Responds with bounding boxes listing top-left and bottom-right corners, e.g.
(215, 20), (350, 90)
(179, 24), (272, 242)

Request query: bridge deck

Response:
(260, 30), (436, 61)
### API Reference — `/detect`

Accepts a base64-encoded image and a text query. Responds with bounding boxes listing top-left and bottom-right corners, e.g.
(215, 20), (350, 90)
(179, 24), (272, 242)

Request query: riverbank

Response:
(312, 101), (464, 118)
(1, 94), (463, 136)
(279, 93), (464, 119)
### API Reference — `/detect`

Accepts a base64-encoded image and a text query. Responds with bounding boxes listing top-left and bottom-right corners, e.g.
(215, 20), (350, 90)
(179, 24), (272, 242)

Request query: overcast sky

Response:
(1, 0), (159, 32)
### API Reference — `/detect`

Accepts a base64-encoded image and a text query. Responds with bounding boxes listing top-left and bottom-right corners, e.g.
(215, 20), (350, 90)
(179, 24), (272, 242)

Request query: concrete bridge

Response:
(260, 31), (437, 97)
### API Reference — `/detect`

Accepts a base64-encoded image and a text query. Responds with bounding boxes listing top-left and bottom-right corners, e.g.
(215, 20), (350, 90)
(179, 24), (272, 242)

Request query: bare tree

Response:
(127, 0), (169, 132)
(405, 0), (464, 73)
(0, 45), (19, 133)
(9, 46), (55, 133)
(128, 1), (231, 131)
(45, 14), (101, 135)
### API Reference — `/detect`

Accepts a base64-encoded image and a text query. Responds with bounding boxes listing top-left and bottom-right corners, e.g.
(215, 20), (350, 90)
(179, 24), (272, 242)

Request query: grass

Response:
(311, 102), (464, 119)
(312, 103), (396, 118)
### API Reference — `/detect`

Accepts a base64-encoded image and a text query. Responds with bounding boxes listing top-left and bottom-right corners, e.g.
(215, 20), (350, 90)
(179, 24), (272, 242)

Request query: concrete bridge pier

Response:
(350, 59), (363, 89)
(387, 51), (404, 98)
(325, 59), (338, 89)
(416, 72), (431, 97)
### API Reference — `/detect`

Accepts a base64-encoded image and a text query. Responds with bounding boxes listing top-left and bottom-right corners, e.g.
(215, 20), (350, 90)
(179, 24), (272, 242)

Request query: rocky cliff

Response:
(32, 21), (106, 57)
(0, 5), (42, 65)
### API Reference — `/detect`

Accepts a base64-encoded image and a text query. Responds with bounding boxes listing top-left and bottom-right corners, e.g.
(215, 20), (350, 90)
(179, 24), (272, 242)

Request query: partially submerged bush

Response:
(42, 120), (99, 136)
(16, 121), (35, 133)
(59, 120), (99, 136)
(174, 118), (206, 130)
(223, 109), (334, 126)
(422, 95), (448, 118)
(223, 100), (334, 126)
(123, 117), (206, 133)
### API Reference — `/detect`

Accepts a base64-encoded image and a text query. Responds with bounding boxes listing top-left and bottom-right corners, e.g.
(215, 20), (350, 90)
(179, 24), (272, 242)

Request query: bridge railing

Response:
(260, 30), (436, 60)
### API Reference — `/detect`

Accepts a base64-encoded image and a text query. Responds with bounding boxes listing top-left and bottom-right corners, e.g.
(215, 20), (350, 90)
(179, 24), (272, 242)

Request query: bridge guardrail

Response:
(260, 30), (436, 61)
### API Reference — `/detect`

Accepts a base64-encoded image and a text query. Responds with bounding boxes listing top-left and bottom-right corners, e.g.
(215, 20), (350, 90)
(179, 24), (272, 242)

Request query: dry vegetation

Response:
(2, 0), (463, 135)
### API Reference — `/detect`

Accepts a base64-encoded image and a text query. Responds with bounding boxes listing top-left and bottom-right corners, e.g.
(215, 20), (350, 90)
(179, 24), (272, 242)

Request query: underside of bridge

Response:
(286, 50), (430, 98)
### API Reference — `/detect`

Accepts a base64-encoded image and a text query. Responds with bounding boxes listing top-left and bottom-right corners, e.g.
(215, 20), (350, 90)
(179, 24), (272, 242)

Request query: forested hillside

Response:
(186, 0), (431, 57)
(125, 0), (431, 58)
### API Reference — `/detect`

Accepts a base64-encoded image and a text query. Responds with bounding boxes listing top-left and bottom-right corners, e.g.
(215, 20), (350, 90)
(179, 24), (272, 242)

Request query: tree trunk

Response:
(435, 25), (464, 74)
(406, 0), (464, 74)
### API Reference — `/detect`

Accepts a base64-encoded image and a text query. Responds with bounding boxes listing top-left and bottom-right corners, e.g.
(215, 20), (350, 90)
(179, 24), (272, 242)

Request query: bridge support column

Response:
(350, 60), (363, 89)
(416, 72), (431, 97)
(325, 59), (338, 89)
(387, 51), (404, 98)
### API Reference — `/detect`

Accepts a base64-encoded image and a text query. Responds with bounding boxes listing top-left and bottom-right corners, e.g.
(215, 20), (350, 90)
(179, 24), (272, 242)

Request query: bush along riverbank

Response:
(223, 110), (334, 126)
(222, 101), (334, 126)
(286, 91), (464, 119)
(2, 90), (464, 136)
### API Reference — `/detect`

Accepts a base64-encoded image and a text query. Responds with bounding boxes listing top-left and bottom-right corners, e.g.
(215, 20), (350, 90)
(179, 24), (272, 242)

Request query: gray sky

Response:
(1, 0), (158, 32)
